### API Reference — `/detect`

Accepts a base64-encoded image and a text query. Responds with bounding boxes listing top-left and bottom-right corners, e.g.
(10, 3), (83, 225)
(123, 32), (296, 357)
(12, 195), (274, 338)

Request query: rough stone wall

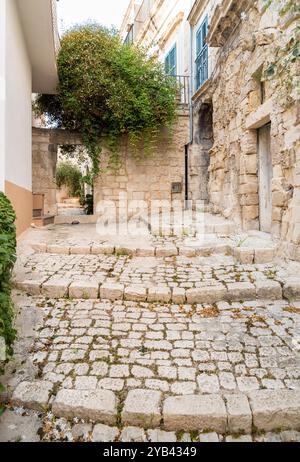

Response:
(94, 111), (189, 214)
(193, 2), (300, 259)
(32, 128), (58, 216)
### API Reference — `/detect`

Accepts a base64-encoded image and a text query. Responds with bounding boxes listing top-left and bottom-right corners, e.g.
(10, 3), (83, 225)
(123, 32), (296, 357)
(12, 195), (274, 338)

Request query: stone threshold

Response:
(15, 279), (292, 302)
(10, 382), (300, 433)
(31, 241), (278, 264)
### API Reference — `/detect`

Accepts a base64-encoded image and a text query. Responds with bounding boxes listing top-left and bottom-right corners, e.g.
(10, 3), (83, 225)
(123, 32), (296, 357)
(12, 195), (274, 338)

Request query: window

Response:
(195, 17), (208, 90)
(165, 44), (177, 76)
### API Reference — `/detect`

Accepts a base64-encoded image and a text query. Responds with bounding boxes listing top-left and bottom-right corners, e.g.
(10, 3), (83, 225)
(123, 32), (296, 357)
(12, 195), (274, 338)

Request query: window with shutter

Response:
(195, 17), (208, 90)
(165, 44), (177, 76)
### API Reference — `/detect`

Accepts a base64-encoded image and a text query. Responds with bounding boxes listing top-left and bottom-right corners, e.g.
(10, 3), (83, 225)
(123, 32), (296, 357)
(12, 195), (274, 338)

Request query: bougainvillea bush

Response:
(0, 192), (16, 363)
(34, 24), (178, 176)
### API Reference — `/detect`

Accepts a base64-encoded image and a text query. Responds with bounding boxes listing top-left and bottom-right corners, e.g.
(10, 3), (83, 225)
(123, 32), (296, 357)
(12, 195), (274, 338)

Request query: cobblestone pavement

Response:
(1, 225), (300, 442)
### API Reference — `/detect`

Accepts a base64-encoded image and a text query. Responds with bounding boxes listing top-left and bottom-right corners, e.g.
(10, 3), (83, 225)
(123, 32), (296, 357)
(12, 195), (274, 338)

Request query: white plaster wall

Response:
(5, 0), (32, 191)
(0, 0), (6, 192)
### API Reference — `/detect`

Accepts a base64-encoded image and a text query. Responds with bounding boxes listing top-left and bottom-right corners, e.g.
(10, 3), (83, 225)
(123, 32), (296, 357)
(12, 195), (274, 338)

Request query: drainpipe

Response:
(184, 22), (194, 208)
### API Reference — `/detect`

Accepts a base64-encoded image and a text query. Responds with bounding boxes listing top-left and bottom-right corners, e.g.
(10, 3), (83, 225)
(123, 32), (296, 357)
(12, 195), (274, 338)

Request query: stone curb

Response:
(11, 383), (300, 433)
(16, 279), (288, 302)
(31, 242), (277, 263)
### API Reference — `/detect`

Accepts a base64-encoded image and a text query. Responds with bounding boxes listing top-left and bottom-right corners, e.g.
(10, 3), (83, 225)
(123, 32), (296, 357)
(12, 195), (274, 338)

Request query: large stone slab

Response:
(69, 280), (99, 299)
(11, 381), (53, 412)
(122, 389), (162, 427)
(52, 389), (117, 425)
(148, 287), (171, 303)
(0, 409), (41, 442)
(226, 282), (256, 301)
(225, 394), (252, 433)
(283, 279), (300, 300)
(124, 285), (147, 302)
(255, 280), (282, 299)
(186, 286), (226, 304)
(163, 395), (227, 432)
(248, 390), (300, 431)
(42, 279), (70, 298)
(100, 283), (124, 301)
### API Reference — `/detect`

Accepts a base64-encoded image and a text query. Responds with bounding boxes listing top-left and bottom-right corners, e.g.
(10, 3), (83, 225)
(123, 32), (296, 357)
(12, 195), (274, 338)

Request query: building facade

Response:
(120, 0), (300, 259)
(0, 0), (58, 235)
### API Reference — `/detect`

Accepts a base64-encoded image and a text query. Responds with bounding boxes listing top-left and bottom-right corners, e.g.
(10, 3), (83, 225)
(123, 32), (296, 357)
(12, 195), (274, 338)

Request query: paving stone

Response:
(18, 280), (42, 295)
(171, 382), (196, 395)
(75, 376), (98, 390)
(52, 389), (117, 425)
(280, 430), (300, 442)
(124, 286), (147, 302)
(69, 280), (99, 299)
(100, 283), (124, 301)
(186, 287), (227, 304)
(172, 287), (186, 304)
(122, 389), (161, 427)
(226, 282), (256, 301)
(91, 244), (114, 255)
(47, 244), (70, 254)
(70, 245), (91, 255)
(11, 381), (53, 411)
(237, 376), (259, 392)
(148, 287), (172, 303)
(226, 435), (253, 442)
(197, 373), (220, 393)
(254, 248), (274, 264)
(132, 365), (154, 378)
(72, 423), (93, 440)
(120, 427), (147, 442)
(255, 280), (282, 299)
(163, 395), (227, 432)
(199, 432), (220, 442)
(0, 409), (41, 442)
(147, 429), (177, 442)
(283, 279), (300, 300)
(225, 394), (252, 433)
(42, 279), (70, 298)
(110, 365), (129, 378)
(156, 246), (178, 257)
(92, 424), (119, 442)
(248, 390), (300, 431)
(98, 378), (125, 391)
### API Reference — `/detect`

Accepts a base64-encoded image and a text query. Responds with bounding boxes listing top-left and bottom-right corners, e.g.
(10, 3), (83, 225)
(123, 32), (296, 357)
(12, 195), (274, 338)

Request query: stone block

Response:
(254, 248), (275, 263)
(186, 286), (227, 304)
(234, 247), (254, 264)
(225, 394), (252, 433)
(255, 280), (282, 299)
(12, 381), (53, 411)
(172, 287), (186, 304)
(136, 247), (155, 257)
(147, 429), (177, 442)
(156, 246), (178, 257)
(92, 424), (119, 442)
(42, 279), (70, 298)
(124, 285), (147, 302)
(18, 280), (42, 295)
(91, 244), (115, 255)
(283, 278), (300, 300)
(226, 282), (256, 301)
(69, 280), (99, 299)
(46, 244), (70, 255)
(178, 247), (197, 257)
(248, 390), (300, 432)
(52, 389), (117, 425)
(122, 389), (162, 427)
(163, 395), (227, 432)
(148, 287), (172, 303)
(69, 245), (91, 255)
(100, 283), (124, 301)
(32, 243), (47, 253)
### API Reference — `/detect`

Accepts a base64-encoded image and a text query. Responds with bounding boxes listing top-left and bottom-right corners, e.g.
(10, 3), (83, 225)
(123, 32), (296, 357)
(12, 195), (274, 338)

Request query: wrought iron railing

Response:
(195, 44), (208, 90)
(168, 75), (190, 106)
(134, 0), (155, 39)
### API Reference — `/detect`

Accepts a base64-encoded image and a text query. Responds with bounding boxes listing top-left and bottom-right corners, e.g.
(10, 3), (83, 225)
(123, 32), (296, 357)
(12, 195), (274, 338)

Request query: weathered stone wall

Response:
(94, 110), (189, 213)
(32, 128), (58, 216)
(193, 1), (300, 259)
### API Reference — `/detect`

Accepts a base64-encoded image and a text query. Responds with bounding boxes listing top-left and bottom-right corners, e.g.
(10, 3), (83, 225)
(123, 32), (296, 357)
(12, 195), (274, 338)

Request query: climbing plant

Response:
(34, 24), (178, 179)
(263, 0), (300, 106)
(0, 193), (16, 366)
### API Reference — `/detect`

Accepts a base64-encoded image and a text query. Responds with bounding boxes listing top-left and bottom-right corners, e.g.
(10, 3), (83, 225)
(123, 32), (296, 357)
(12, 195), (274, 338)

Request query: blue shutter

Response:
(195, 17), (208, 90)
(165, 44), (177, 76)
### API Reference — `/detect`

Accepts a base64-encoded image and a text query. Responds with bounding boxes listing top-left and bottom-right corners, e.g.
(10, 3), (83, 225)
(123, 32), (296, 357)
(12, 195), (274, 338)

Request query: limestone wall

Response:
(193, 1), (300, 259)
(94, 110), (189, 214)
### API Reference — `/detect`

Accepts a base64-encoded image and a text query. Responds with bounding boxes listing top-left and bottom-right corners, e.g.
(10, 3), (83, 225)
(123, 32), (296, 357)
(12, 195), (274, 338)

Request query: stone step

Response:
(31, 240), (278, 264)
(16, 278), (288, 302)
(11, 382), (300, 433)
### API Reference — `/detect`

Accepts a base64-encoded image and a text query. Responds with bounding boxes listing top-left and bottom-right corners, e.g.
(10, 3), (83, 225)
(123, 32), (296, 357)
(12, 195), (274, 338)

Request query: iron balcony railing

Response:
(168, 75), (190, 106)
(134, 0), (155, 40)
(195, 44), (208, 90)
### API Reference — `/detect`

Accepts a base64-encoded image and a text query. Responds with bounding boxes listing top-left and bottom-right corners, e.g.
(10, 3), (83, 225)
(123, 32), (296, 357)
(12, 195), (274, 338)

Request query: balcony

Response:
(134, 0), (155, 40)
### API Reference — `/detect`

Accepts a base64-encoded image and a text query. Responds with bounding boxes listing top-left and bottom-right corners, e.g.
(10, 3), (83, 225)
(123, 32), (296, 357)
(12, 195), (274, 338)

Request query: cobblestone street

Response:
(1, 225), (300, 442)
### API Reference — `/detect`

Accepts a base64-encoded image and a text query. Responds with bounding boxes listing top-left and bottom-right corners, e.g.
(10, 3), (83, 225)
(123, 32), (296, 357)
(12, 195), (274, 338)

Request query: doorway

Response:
(258, 124), (272, 232)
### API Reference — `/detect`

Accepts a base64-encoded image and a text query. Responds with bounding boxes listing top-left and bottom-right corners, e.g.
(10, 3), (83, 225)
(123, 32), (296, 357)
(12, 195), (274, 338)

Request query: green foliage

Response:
(0, 193), (17, 360)
(34, 23), (178, 178)
(56, 162), (83, 198)
(83, 194), (94, 215)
